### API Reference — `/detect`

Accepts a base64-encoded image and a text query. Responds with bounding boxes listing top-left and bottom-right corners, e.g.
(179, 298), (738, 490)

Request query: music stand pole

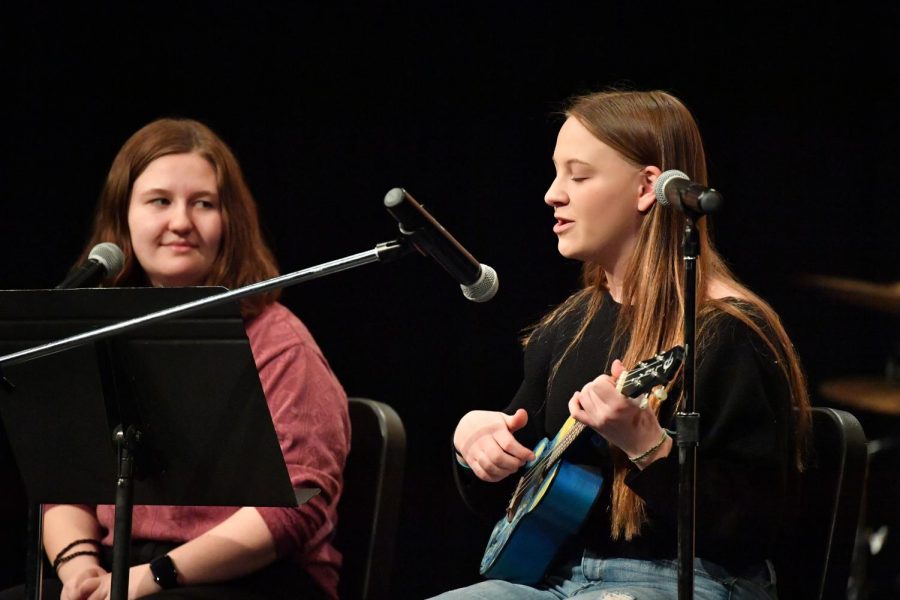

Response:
(677, 216), (700, 600)
(24, 503), (43, 600)
(111, 424), (139, 599)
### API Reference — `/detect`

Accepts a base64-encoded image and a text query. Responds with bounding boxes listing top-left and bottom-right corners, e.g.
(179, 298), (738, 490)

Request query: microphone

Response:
(654, 170), (724, 215)
(56, 242), (125, 289)
(384, 188), (499, 302)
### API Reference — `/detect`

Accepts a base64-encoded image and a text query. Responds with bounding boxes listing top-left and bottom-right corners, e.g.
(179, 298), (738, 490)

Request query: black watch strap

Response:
(149, 554), (179, 589)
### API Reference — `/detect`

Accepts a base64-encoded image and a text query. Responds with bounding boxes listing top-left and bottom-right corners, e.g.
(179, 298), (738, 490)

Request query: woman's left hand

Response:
(568, 359), (669, 461)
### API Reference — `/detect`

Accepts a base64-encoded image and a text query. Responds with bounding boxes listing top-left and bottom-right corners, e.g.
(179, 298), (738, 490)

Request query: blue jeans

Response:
(429, 553), (777, 599)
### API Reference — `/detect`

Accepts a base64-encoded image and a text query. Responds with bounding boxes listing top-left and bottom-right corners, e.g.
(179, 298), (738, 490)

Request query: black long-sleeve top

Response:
(456, 293), (796, 569)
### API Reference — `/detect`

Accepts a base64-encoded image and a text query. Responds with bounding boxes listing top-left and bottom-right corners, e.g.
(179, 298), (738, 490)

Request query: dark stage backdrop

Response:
(3, 3), (898, 598)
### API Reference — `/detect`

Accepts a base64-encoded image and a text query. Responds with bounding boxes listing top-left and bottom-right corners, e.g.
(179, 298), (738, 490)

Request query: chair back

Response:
(777, 407), (867, 599)
(335, 398), (406, 600)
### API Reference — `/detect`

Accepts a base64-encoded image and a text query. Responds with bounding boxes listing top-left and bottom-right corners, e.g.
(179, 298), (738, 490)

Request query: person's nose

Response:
(544, 176), (568, 208)
(168, 202), (194, 234)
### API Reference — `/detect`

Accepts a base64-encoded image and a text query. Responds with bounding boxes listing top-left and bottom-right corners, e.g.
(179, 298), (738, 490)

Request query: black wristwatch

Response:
(149, 554), (179, 589)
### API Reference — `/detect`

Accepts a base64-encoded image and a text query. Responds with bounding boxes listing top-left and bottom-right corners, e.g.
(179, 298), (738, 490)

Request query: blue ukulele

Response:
(479, 346), (684, 584)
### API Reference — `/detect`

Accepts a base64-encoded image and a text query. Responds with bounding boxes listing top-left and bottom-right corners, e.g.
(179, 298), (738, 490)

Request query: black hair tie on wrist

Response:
(53, 550), (101, 571)
(52, 539), (102, 572)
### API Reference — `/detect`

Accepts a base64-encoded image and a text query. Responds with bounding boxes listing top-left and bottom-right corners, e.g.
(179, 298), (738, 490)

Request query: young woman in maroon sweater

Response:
(5, 118), (349, 600)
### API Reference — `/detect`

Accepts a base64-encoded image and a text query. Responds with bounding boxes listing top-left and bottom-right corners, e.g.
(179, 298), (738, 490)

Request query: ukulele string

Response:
(507, 350), (679, 507)
(510, 363), (650, 496)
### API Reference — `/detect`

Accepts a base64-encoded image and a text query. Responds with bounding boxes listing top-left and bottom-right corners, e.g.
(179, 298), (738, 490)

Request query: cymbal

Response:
(820, 377), (900, 416)
(804, 275), (900, 316)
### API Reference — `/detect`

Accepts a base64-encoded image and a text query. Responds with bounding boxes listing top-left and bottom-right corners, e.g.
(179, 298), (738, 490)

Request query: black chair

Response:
(335, 398), (406, 600)
(777, 407), (867, 599)
(862, 434), (900, 598)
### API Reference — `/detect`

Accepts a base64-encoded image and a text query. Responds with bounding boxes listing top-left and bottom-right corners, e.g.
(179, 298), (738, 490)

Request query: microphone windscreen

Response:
(653, 170), (689, 207)
(88, 242), (125, 278)
(461, 264), (499, 303)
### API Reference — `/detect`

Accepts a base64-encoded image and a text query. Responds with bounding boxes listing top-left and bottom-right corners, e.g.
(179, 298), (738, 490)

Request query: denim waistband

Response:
(579, 552), (776, 587)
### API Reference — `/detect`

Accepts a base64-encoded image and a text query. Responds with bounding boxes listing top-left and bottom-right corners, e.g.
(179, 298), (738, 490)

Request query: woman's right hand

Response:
(453, 409), (535, 482)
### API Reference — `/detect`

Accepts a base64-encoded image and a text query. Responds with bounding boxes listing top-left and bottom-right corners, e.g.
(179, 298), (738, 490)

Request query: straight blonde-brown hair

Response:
(529, 90), (810, 540)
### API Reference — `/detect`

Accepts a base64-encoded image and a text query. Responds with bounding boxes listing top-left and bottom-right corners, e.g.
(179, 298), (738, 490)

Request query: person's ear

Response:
(637, 166), (662, 213)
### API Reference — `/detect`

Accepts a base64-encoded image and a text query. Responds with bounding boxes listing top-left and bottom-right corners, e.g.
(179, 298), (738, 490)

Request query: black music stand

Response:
(0, 287), (315, 599)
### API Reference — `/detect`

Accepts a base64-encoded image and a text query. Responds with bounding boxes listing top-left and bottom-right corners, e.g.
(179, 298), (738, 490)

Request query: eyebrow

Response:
(551, 158), (593, 168)
(138, 187), (219, 198)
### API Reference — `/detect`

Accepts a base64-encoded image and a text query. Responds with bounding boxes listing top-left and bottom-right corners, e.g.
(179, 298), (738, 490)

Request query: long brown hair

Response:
(78, 118), (280, 317)
(530, 90), (811, 540)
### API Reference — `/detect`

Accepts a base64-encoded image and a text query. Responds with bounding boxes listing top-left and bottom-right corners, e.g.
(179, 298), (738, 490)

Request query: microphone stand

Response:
(677, 215), (700, 600)
(2, 239), (413, 600)
(1, 241), (410, 370)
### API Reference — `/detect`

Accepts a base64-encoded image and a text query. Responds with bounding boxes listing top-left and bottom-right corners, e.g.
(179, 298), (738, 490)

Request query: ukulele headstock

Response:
(618, 346), (684, 398)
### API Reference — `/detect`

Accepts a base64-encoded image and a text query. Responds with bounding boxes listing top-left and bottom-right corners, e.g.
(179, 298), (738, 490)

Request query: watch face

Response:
(150, 555), (178, 589)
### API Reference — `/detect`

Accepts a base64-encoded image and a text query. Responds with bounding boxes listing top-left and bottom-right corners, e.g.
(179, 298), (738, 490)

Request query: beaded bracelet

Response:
(52, 538), (102, 572)
(627, 429), (669, 465)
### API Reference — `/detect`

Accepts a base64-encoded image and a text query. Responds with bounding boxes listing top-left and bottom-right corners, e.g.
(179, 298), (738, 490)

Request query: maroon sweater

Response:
(57, 302), (350, 599)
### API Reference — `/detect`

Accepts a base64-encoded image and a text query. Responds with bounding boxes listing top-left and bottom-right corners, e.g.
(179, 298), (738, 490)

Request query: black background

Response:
(2, 3), (899, 598)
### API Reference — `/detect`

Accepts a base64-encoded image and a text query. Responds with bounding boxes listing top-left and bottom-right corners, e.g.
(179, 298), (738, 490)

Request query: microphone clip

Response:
(375, 238), (418, 264)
